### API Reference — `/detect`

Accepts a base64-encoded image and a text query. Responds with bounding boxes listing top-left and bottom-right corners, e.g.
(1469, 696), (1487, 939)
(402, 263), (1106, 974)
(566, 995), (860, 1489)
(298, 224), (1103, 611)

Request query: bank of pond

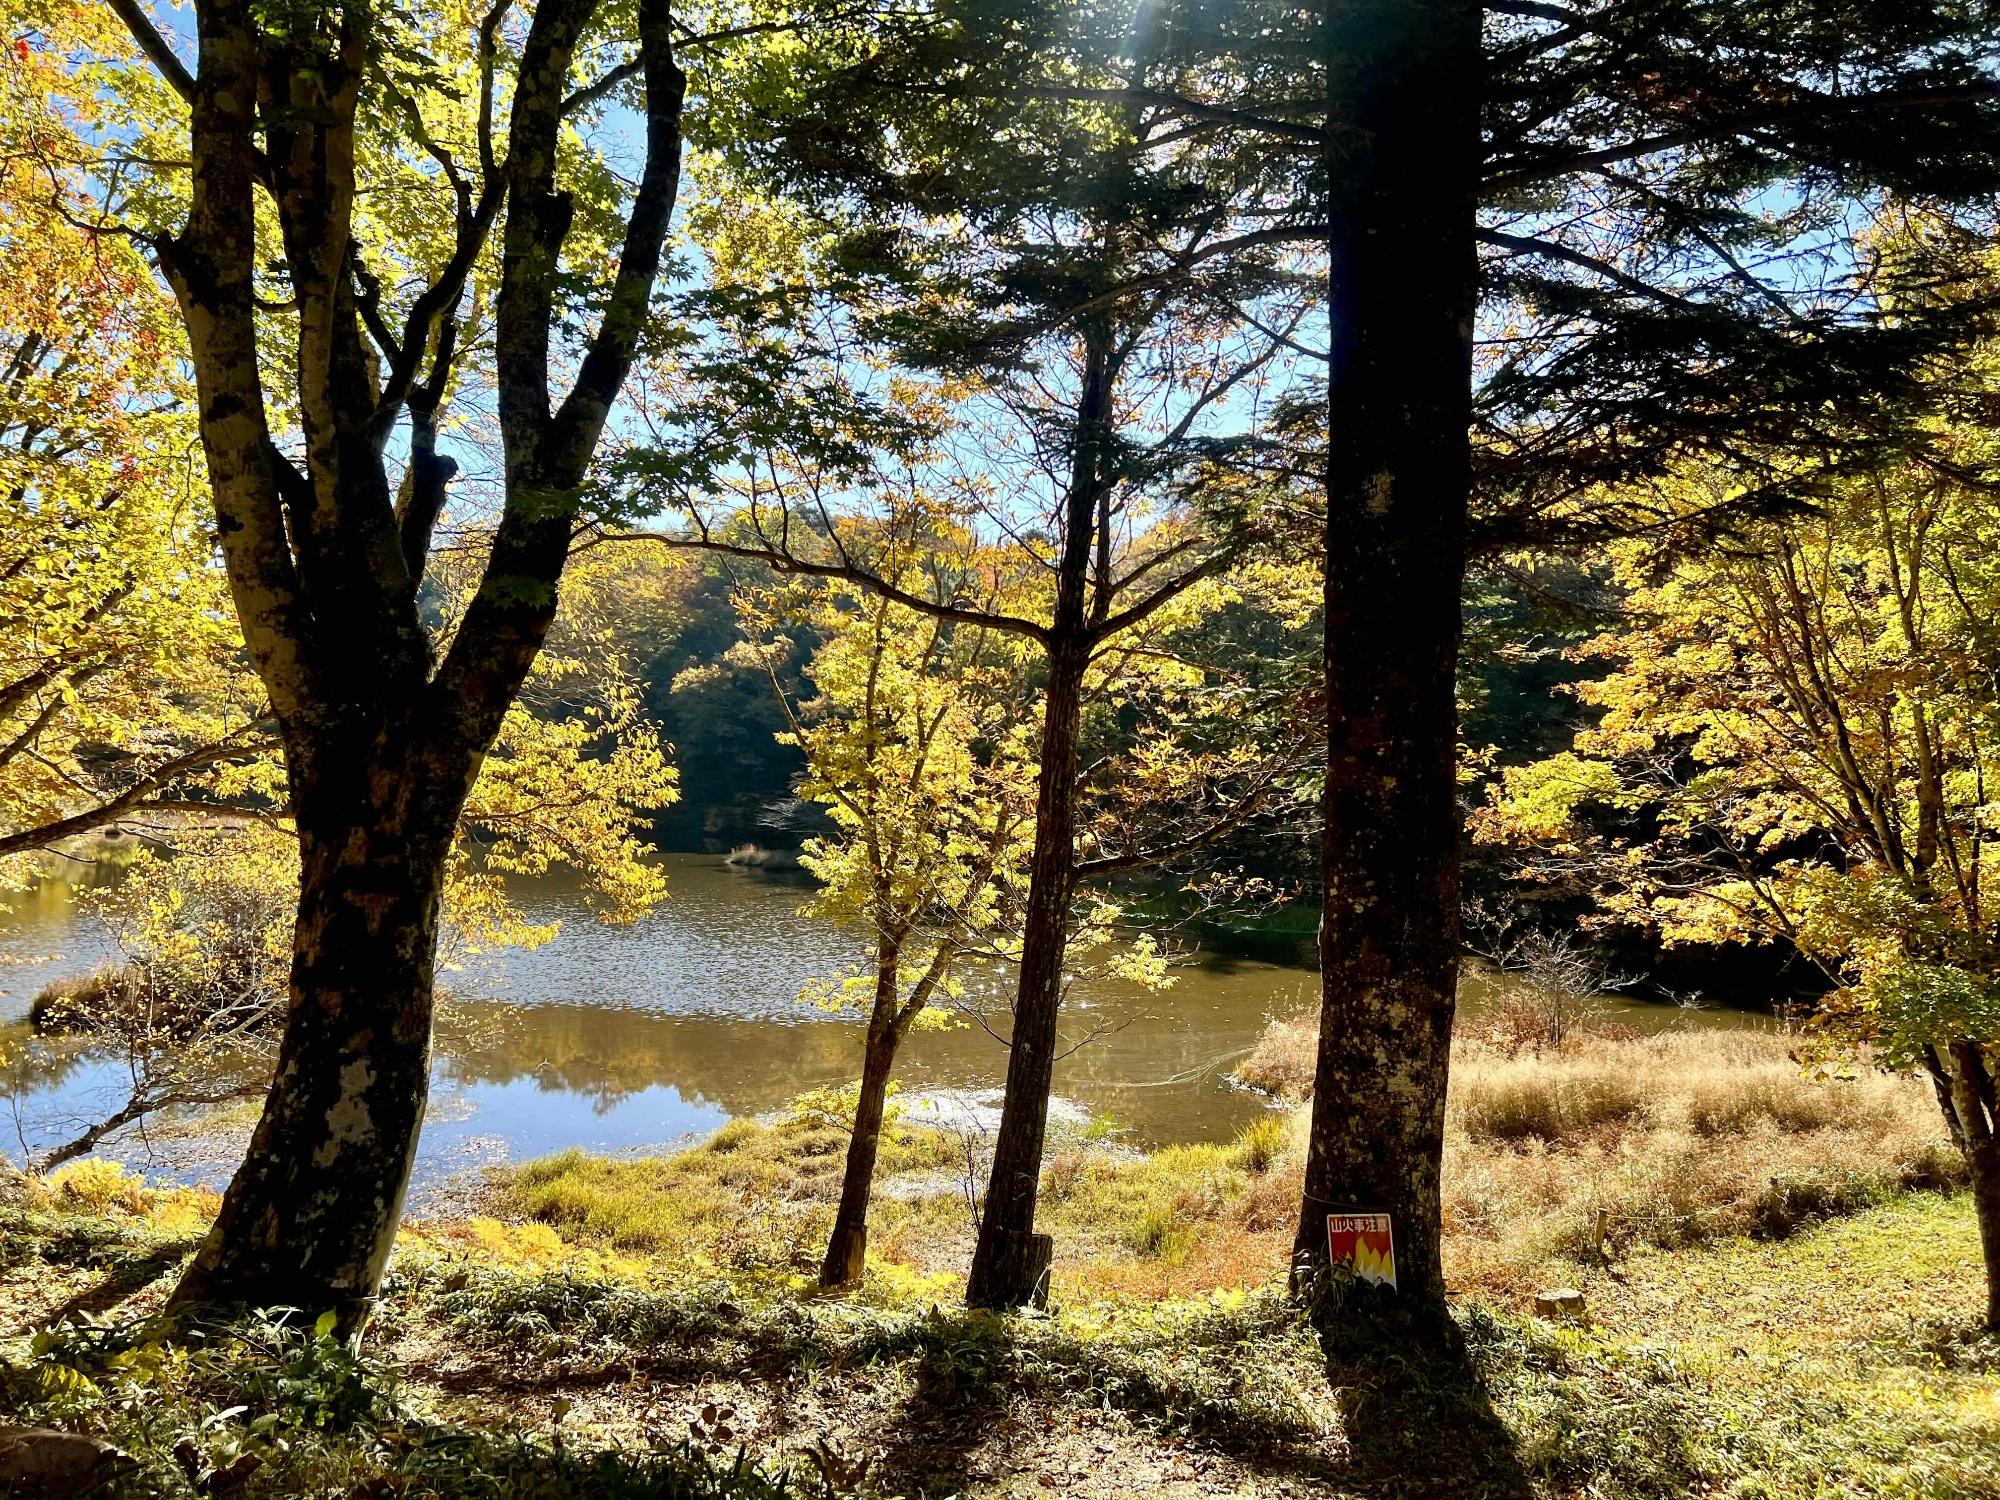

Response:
(0, 1020), (1991, 1499)
(1, 855), (1774, 1190)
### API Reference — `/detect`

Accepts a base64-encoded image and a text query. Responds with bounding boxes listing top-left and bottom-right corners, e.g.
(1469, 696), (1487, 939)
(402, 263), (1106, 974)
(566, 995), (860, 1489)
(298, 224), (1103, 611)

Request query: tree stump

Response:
(1533, 1287), (1587, 1323)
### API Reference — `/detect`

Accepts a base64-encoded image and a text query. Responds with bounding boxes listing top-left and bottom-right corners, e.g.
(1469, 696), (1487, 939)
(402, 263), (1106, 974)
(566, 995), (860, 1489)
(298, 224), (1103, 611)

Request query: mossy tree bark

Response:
(172, 735), (461, 1316)
(125, 0), (685, 1331)
(1289, 0), (1482, 1314)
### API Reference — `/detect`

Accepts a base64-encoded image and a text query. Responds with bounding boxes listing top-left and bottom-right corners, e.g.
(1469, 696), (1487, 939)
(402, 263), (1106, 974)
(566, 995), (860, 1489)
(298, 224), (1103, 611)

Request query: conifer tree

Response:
(638, 48), (1311, 1305)
(788, 0), (2000, 1314)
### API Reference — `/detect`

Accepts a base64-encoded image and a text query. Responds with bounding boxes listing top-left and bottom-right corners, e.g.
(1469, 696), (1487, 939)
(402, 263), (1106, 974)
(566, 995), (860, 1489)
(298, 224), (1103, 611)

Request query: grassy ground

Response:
(1, 1163), (1995, 1498)
(1242, 1023), (1965, 1293)
(485, 1029), (1964, 1306)
(0, 1036), (1988, 1496)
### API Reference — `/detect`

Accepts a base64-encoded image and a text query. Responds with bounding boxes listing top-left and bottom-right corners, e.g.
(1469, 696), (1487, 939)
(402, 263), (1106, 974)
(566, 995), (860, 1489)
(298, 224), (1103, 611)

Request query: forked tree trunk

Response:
(169, 729), (469, 1329)
(821, 994), (902, 1289)
(1290, 0), (1481, 1313)
(1943, 1039), (2000, 1328)
(141, 0), (682, 1336)
(966, 638), (1089, 1310)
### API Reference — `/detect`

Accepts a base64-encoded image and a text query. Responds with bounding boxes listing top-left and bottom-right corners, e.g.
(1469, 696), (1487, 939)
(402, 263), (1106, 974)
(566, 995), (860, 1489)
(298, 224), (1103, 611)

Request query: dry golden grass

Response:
(485, 1023), (1963, 1307)
(1235, 1009), (1318, 1102)
(1238, 1016), (1964, 1295)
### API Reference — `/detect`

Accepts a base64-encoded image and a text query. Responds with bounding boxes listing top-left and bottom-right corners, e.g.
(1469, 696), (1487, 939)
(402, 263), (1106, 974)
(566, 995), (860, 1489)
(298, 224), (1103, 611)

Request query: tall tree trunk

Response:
(965, 640), (1088, 1309)
(1290, 0), (1482, 1314)
(137, 0), (682, 1334)
(169, 730), (464, 1330)
(821, 985), (902, 1289)
(1944, 1039), (2000, 1329)
(966, 326), (1112, 1312)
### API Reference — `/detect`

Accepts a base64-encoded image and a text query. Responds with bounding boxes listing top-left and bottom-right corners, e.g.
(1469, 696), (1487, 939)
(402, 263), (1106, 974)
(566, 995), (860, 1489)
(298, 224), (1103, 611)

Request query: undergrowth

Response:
(5, 1166), (1999, 1498)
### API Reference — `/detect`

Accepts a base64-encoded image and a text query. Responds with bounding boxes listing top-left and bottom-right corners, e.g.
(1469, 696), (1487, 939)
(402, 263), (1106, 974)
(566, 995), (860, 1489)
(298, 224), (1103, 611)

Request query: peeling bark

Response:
(1290, 0), (1482, 1315)
(174, 731), (456, 1325)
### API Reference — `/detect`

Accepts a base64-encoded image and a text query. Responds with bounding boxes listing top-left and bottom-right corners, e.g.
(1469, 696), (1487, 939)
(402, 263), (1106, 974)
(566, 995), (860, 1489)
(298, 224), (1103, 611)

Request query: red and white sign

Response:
(1326, 1212), (1397, 1289)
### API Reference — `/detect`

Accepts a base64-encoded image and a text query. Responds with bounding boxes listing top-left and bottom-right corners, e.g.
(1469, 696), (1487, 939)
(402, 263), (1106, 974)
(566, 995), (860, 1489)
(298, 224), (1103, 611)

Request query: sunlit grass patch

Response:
(19, 1159), (218, 1235)
(1234, 1016), (1966, 1297)
(497, 1099), (964, 1275)
(4, 1140), (1995, 1498)
(1474, 1193), (2000, 1499)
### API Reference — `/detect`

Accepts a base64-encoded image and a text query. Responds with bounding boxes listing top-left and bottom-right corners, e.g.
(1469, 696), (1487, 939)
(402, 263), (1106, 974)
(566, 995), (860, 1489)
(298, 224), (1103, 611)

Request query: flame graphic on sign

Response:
(1348, 1233), (1395, 1286)
(1327, 1213), (1398, 1290)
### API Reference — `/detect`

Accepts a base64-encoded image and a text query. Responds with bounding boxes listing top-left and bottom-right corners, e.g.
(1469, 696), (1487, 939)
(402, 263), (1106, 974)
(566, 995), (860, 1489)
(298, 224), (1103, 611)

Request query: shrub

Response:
(1234, 1011), (1318, 1100)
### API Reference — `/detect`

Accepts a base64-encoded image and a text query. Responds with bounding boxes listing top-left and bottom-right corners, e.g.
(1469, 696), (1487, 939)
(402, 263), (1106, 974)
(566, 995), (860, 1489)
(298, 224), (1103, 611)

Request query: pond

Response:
(0, 854), (1758, 1190)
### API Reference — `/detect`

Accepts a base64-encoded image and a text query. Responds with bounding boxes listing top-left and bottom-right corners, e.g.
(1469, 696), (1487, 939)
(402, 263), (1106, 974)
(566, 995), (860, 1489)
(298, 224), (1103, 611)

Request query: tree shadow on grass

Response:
(1316, 1305), (1535, 1499)
(855, 1367), (993, 1497)
(414, 1271), (1536, 1495)
(42, 1240), (194, 1328)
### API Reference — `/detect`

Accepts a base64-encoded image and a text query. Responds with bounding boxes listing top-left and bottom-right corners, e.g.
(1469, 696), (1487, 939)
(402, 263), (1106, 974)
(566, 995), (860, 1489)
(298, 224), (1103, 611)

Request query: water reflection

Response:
(0, 854), (1754, 1180)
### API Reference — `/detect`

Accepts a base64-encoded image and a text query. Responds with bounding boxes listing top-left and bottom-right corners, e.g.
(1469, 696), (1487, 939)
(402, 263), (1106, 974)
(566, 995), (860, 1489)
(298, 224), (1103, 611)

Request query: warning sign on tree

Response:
(1326, 1212), (1397, 1289)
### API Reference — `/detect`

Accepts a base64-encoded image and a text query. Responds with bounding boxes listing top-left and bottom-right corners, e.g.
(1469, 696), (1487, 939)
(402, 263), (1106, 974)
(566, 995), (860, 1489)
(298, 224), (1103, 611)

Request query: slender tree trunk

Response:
(1290, 0), (1482, 1314)
(966, 638), (1089, 1309)
(1944, 1039), (2000, 1328)
(168, 729), (465, 1330)
(966, 327), (1112, 1312)
(821, 993), (902, 1289)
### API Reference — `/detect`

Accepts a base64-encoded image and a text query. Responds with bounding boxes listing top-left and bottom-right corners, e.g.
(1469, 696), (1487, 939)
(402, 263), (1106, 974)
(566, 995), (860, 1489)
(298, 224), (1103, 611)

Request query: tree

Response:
(1479, 444), (2000, 1327)
(955, 0), (2000, 1314)
(71, 0), (688, 1326)
(1, 19), (673, 1177)
(0, 14), (268, 869)
(1293, 0), (1482, 1314)
(633, 25), (1308, 1307)
(9, 544), (677, 1178)
(628, 317), (1293, 1305)
(21, 826), (296, 1174)
(737, 563), (1037, 1287)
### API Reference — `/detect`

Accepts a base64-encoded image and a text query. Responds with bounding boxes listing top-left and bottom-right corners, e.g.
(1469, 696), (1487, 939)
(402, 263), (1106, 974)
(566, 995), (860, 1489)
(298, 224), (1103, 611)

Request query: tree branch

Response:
(1479, 226), (1700, 311)
(1485, 81), (2000, 192)
(106, 0), (194, 104)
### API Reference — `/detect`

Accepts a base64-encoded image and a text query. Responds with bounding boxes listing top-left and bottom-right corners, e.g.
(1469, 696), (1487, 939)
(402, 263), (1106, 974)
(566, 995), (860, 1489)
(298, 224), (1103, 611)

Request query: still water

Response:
(0, 855), (1742, 1187)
